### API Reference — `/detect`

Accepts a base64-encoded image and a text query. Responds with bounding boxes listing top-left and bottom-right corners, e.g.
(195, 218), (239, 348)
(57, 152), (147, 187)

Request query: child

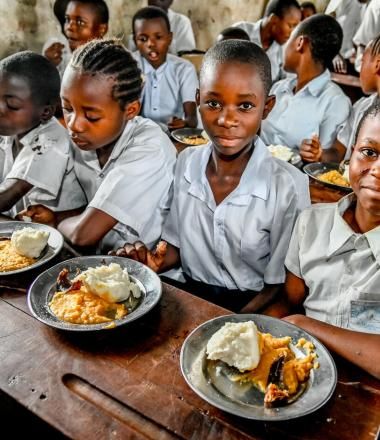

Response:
(335, 35), (380, 160)
(0, 51), (86, 219)
(232, 0), (301, 82)
(112, 40), (310, 313)
(266, 102), (380, 379)
(51, 39), (176, 253)
(43, 0), (108, 76)
(300, 2), (316, 20)
(132, 6), (198, 131)
(216, 27), (250, 43)
(260, 14), (351, 163)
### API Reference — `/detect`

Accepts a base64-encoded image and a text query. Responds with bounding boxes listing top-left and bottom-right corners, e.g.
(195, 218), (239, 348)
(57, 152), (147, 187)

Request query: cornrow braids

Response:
(354, 98), (380, 145)
(370, 34), (380, 58)
(70, 38), (143, 110)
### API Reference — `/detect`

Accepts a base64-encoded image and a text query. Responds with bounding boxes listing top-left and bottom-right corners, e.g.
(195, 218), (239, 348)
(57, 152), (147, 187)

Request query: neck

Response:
(209, 142), (254, 177)
(96, 137), (121, 168)
(295, 62), (325, 93)
(354, 200), (380, 233)
(260, 18), (274, 50)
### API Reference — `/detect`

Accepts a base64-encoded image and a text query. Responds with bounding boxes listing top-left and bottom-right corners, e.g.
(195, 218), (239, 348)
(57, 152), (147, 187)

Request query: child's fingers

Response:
(135, 241), (148, 264)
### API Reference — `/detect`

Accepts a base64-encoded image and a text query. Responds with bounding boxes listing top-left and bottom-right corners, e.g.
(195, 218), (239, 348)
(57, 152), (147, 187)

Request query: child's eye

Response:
(62, 107), (72, 113)
(206, 100), (221, 110)
(361, 148), (379, 159)
(239, 102), (254, 111)
(6, 103), (20, 111)
(137, 36), (148, 43)
(86, 114), (101, 122)
(77, 19), (86, 27)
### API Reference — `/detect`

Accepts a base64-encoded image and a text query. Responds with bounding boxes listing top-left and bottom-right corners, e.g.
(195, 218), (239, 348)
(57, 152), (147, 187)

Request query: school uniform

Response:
(338, 93), (378, 159)
(42, 36), (71, 77)
(0, 118), (86, 218)
(260, 69), (351, 150)
(162, 136), (310, 293)
(232, 19), (283, 82)
(285, 193), (380, 334)
(73, 116), (176, 252)
(134, 52), (198, 129)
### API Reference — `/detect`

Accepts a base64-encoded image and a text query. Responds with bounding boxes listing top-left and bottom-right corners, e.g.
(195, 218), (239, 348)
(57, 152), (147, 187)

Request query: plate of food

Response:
(0, 222), (63, 276)
(267, 144), (302, 166)
(303, 162), (352, 192)
(27, 256), (162, 331)
(171, 128), (209, 146)
(180, 314), (337, 421)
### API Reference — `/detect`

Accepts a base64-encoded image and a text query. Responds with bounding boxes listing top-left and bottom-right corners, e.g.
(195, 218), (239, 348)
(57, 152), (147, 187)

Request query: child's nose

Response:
(217, 108), (238, 128)
(66, 114), (85, 133)
(370, 158), (380, 178)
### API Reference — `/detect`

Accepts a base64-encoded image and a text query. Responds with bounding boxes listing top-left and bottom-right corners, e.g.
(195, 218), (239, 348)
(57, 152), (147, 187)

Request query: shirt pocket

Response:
(349, 300), (380, 334)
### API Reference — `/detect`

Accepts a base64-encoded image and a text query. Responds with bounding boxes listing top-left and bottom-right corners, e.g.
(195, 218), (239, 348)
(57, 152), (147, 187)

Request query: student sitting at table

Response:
(216, 27), (250, 43)
(232, 0), (302, 82)
(111, 40), (310, 313)
(43, 0), (108, 77)
(21, 39), (176, 253)
(0, 51), (85, 220)
(132, 6), (198, 131)
(264, 101), (380, 379)
(335, 34), (380, 160)
(260, 14), (352, 163)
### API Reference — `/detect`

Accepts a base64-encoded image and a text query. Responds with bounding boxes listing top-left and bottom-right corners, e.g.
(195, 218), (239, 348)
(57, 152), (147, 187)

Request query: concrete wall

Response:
(0, 0), (330, 59)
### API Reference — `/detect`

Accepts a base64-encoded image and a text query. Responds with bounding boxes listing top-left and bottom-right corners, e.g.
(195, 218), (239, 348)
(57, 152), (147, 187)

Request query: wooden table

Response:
(0, 268), (379, 439)
(331, 72), (364, 104)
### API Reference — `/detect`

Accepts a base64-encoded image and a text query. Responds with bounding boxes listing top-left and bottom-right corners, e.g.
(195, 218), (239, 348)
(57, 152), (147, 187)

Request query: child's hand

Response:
(16, 204), (56, 227)
(44, 42), (65, 67)
(332, 54), (347, 74)
(300, 134), (323, 163)
(109, 240), (167, 273)
(168, 117), (186, 130)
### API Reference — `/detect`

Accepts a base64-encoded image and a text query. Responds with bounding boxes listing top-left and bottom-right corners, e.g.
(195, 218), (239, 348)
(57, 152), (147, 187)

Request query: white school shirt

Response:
(134, 52), (198, 128)
(338, 93), (378, 159)
(325, 0), (367, 58)
(0, 118), (86, 218)
(73, 116), (176, 252)
(353, 0), (380, 47)
(162, 136), (310, 291)
(260, 69), (351, 151)
(285, 194), (380, 334)
(232, 19), (283, 82)
(42, 36), (71, 78)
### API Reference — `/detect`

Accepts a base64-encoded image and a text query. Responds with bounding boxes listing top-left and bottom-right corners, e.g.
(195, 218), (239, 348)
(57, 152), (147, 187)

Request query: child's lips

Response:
(148, 51), (159, 60)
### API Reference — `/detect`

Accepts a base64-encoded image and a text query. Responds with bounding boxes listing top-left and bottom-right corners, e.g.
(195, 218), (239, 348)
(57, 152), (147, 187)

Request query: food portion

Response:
(49, 263), (141, 325)
(318, 170), (350, 187)
(206, 321), (318, 407)
(181, 135), (208, 145)
(267, 144), (293, 162)
(0, 227), (50, 272)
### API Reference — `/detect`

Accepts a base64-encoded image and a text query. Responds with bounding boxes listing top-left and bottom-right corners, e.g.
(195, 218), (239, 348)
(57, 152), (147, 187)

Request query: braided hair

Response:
(369, 34), (380, 58)
(69, 38), (143, 110)
(354, 98), (380, 145)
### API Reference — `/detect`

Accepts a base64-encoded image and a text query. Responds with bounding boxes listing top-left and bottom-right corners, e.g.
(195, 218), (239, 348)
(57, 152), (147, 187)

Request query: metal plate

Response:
(171, 128), (208, 145)
(0, 221), (64, 276)
(27, 256), (162, 331)
(304, 162), (352, 192)
(180, 314), (337, 421)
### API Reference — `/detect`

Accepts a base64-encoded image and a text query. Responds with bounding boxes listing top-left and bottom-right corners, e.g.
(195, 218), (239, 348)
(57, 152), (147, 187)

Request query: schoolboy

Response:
(43, 0), (108, 76)
(232, 0), (301, 82)
(260, 14), (351, 163)
(265, 102), (380, 379)
(0, 51), (85, 218)
(300, 2), (316, 20)
(112, 41), (310, 312)
(133, 7), (198, 130)
(216, 27), (250, 43)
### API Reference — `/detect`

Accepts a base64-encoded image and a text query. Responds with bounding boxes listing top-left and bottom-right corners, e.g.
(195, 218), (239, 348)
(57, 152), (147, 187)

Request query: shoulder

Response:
(353, 93), (377, 111)
(176, 144), (208, 174)
(31, 119), (70, 152)
(270, 78), (290, 95)
(295, 202), (336, 236)
(271, 158), (308, 191)
(169, 9), (191, 25)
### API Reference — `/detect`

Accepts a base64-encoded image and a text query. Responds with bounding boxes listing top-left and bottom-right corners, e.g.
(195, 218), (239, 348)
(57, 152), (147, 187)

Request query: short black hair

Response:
(0, 51), (60, 106)
(69, 38), (143, 110)
(294, 13), (343, 68)
(265, 0), (301, 17)
(354, 98), (380, 144)
(53, 0), (109, 30)
(300, 1), (317, 13)
(132, 6), (171, 34)
(218, 27), (250, 42)
(200, 40), (272, 97)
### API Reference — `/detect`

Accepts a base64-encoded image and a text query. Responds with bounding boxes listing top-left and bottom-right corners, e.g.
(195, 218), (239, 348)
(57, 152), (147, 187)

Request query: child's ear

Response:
(124, 100), (141, 120)
(196, 89), (200, 106)
(375, 55), (380, 74)
(98, 23), (108, 38)
(262, 95), (276, 120)
(168, 31), (173, 46)
(40, 104), (56, 123)
(296, 35), (306, 53)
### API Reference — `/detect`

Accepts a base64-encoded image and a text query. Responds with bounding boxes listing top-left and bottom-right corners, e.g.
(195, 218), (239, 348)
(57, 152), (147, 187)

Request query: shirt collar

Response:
(280, 69), (331, 97)
(139, 52), (168, 78)
(0, 121), (52, 151)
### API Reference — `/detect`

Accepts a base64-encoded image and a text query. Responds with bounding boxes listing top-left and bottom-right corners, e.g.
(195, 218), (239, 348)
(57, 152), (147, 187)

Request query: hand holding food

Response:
(300, 134), (322, 163)
(44, 42), (65, 67)
(16, 204), (56, 227)
(168, 117), (186, 130)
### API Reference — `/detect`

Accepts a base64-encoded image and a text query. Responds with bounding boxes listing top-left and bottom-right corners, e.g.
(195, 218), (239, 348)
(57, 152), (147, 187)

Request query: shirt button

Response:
(220, 263), (226, 271)
(99, 173), (104, 178)
(153, 107), (157, 111)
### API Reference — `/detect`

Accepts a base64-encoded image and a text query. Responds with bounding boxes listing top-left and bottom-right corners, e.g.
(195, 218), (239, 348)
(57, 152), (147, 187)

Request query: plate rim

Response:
(171, 128), (208, 145)
(27, 255), (162, 331)
(0, 221), (64, 276)
(180, 313), (337, 421)
(303, 162), (352, 192)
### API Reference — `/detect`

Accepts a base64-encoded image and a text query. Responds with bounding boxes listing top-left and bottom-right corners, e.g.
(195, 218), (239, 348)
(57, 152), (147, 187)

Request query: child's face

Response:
(64, 1), (107, 51)
(198, 62), (274, 156)
(0, 72), (45, 137)
(360, 43), (379, 95)
(350, 116), (380, 216)
(61, 68), (138, 151)
(301, 7), (315, 21)
(134, 18), (172, 69)
(147, 0), (173, 11)
(271, 7), (301, 45)
(283, 29), (301, 72)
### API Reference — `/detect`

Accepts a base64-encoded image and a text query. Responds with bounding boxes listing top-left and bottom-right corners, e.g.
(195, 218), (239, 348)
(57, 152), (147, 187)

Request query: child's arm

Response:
(16, 204), (85, 227)
(240, 284), (282, 314)
(0, 179), (33, 213)
(300, 135), (346, 163)
(168, 102), (197, 129)
(283, 314), (380, 379)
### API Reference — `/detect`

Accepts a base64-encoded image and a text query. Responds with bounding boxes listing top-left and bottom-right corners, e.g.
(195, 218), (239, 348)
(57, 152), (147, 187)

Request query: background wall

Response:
(0, 0), (330, 59)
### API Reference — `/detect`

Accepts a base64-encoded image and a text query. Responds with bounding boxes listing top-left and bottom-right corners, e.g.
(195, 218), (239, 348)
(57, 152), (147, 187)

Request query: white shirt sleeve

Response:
(284, 212), (305, 278)
(171, 12), (196, 52)
(353, 0), (380, 46)
(179, 62), (198, 104)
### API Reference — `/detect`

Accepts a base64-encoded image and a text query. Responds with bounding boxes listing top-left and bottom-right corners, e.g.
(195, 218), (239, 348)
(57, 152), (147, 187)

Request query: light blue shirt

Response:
(134, 52), (198, 128)
(162, 136), (310, 291)
(260, 69), (351, 151)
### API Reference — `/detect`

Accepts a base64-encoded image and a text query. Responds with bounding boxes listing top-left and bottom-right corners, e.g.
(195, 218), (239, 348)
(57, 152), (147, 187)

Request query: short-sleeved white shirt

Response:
(0, 118), (86, 218)
(353, 0), (380, 47)
(285, 193), (380, 334)
(42, 36), (71, 78)
(134, 52), (198, 128)
(338, 93), (378, 158)
(260, 69), (351, 150)
(232, 19), (283, 82)
(73, 116), (176, 252)
(162, 136), (310, 291)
